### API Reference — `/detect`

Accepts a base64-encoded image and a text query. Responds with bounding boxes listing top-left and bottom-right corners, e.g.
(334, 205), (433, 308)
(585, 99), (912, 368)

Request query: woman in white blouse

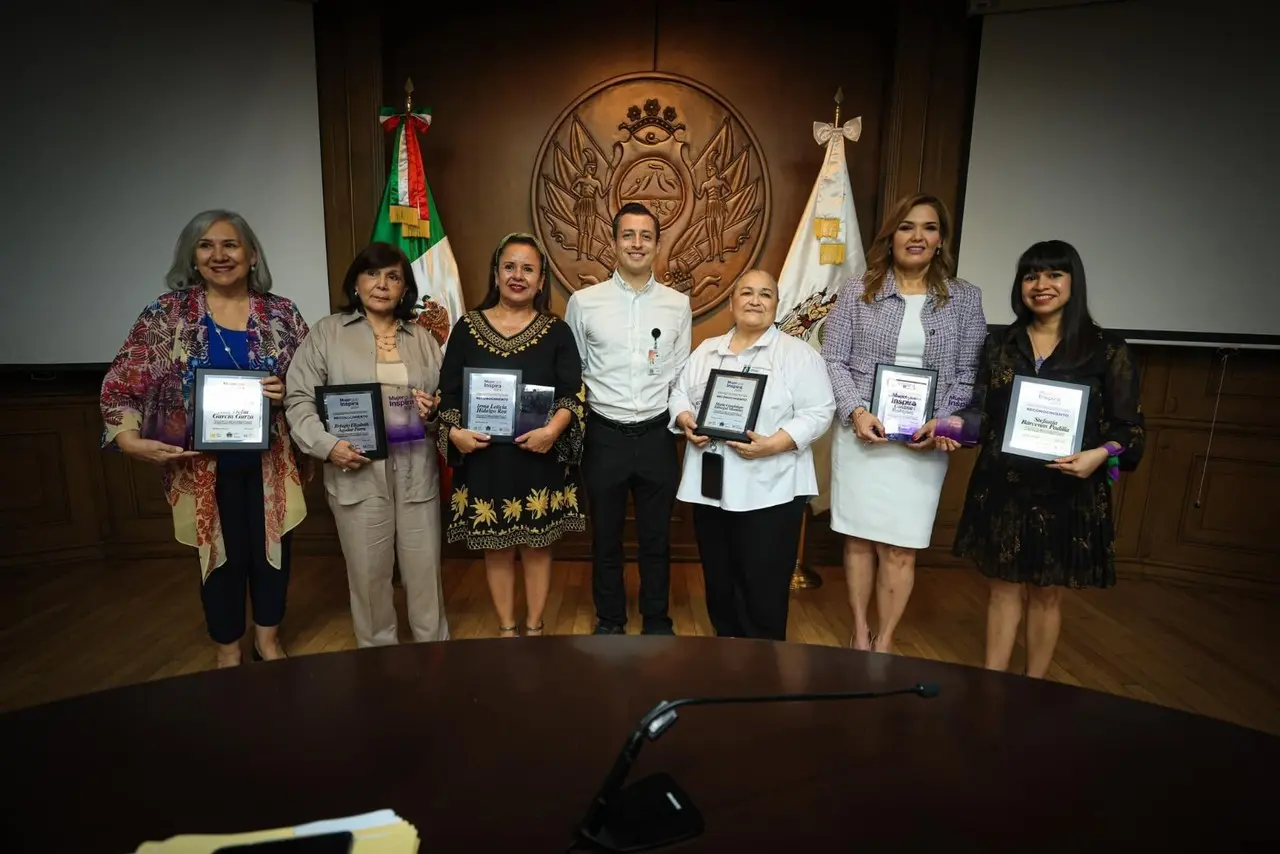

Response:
(669, 270), (836, 640)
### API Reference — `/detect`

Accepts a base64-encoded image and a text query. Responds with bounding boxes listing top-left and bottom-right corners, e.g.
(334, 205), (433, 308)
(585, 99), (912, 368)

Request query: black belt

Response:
(590, 410), (669, 436)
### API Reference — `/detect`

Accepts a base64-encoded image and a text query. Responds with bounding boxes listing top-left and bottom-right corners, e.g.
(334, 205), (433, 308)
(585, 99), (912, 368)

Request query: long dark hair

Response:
(1010, 239), (1100, 366)
(477, 232), (553, 314)
(860, 192), (957, 307)
(340, 242), (419, 321)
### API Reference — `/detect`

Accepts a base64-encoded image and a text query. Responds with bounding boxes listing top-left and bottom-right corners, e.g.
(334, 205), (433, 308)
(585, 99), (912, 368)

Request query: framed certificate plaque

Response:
(193, 368), (271, 451)
(462, 367), (521, 442)
(316, 383), (389, 460)
(870, 363), (938, 442)
(694, 369), (768, 443)
(1001, 375), (1089, 461)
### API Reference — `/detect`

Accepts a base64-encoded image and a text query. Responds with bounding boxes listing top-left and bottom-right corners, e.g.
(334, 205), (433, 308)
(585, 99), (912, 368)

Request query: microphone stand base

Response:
(576, 772), (705, 852)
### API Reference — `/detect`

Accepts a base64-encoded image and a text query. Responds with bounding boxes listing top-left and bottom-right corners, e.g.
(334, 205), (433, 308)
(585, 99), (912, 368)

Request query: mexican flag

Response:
(372, 105), (467, 350)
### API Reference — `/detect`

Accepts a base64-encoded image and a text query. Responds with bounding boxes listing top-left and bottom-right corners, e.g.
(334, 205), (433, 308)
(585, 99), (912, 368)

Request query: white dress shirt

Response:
(669, 325), (836, 511)
(564, 271), (692, 423)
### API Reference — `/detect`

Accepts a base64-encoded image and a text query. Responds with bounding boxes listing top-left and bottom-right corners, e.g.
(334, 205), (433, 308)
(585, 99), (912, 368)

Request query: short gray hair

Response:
(165, 209), (273, 292)
(733, 269), (777, 292)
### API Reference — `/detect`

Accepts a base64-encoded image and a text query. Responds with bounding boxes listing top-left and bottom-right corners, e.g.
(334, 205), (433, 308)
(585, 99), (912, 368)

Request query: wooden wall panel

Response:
(291, 474), (340, 556)
(880, 1), (982, 241)
(381, 0), (659, 316)
(650, 0), (895, 339)
(100, 453), (189, 560)
(0, 398), (103, 567)
(1110, 458), (1148, 561)
(314, 0), (386, 313)
(1137, 428), (1280, 588)
(1159, 348), (1276, 427)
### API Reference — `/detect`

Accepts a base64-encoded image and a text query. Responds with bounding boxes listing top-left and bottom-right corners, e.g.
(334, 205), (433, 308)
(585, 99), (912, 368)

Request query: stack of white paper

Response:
(133, 809), (419, 853)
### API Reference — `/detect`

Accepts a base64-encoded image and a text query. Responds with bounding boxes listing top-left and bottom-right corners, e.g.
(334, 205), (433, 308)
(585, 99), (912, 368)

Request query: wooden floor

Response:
(1, 556), (1277, 735)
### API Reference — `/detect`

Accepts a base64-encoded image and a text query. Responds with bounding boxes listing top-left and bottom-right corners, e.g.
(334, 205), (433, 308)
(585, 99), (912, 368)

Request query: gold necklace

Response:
(372, 325), (398, 353)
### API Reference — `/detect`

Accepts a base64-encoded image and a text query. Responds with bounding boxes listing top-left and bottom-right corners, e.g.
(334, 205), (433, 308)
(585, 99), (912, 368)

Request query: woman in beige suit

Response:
(285, 242), (449, 647)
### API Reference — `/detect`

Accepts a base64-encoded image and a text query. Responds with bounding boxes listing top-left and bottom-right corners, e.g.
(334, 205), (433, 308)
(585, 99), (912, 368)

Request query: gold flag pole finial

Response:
(834, 86), (844, 128)
(389, 77), (428, 237)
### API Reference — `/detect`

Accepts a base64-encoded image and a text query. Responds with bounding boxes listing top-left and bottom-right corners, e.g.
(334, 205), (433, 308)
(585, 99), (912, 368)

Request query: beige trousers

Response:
(328, 461), (449, 647)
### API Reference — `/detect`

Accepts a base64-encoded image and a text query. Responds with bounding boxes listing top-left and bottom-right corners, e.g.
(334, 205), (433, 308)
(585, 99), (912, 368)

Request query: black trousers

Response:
(692, 498), (807, 641)
(583, 414), (679, 632)
(200, 459), (292, 644)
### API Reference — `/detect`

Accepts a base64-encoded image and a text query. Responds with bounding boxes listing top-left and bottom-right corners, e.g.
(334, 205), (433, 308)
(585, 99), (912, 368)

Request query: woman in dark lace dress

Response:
(947, 240), (1145, 678)
(437, 233), (586, 638)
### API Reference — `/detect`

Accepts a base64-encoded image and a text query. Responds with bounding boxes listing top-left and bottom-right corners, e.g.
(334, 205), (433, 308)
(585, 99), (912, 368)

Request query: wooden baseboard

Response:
(0, 545), (104, 571)
(1116, 560), (1278, 597)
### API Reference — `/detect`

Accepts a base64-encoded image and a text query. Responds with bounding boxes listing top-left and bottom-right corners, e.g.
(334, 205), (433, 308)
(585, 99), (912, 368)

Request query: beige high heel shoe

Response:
(849, 629), (876, 650)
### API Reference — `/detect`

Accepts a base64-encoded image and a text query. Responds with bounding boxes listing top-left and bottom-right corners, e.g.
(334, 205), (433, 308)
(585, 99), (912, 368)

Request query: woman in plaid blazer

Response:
(820, 193), (986, 654)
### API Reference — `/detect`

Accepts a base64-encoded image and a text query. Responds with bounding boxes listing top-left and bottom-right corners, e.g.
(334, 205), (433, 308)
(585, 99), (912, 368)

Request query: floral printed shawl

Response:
(100, 286), (309, 581)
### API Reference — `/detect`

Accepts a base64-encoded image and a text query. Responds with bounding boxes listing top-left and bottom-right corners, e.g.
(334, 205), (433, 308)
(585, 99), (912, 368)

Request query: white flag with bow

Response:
(775, 116), (867, 514)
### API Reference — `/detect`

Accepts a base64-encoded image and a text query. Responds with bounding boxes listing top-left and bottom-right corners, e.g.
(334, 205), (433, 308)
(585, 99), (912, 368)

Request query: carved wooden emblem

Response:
(532, 72), (770, 317)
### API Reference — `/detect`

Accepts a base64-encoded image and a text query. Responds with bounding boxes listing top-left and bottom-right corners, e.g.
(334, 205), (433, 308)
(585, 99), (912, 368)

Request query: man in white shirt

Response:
(565, 203), (692, 635)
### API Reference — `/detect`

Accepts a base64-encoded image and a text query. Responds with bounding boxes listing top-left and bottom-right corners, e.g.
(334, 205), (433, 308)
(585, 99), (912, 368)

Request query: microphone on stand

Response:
(569, 682), (940, 852)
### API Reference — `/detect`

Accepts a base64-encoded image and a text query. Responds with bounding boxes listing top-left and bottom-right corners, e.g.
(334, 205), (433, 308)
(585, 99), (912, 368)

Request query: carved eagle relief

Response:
(533, 74), (770, 317)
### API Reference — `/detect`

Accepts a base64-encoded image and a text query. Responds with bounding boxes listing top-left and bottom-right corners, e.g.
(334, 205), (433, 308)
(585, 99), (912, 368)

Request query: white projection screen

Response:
(957, 0), (1280, 349)
(0, 0), (330, 366)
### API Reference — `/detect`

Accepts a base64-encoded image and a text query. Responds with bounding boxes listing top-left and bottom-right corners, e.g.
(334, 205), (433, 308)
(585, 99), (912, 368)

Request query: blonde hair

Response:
(861, 193), (955, 306)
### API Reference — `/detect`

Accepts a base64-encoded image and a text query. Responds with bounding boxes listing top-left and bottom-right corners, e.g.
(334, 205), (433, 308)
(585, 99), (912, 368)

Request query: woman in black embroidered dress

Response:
(437, 233), (586, 637)
(947, 240), (1145, 678)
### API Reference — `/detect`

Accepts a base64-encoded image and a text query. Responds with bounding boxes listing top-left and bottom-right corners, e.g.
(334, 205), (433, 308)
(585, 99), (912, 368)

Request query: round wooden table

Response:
(1, 636), (1275, 851)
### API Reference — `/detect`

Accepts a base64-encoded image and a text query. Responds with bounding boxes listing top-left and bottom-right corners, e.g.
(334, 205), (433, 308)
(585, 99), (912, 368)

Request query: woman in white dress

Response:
(820, 193), (986, 653)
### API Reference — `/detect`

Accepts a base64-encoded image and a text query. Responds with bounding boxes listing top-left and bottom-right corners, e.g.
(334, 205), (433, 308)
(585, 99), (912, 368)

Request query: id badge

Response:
(647, 347), (661, 376)
(701, 451), (724, 500)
